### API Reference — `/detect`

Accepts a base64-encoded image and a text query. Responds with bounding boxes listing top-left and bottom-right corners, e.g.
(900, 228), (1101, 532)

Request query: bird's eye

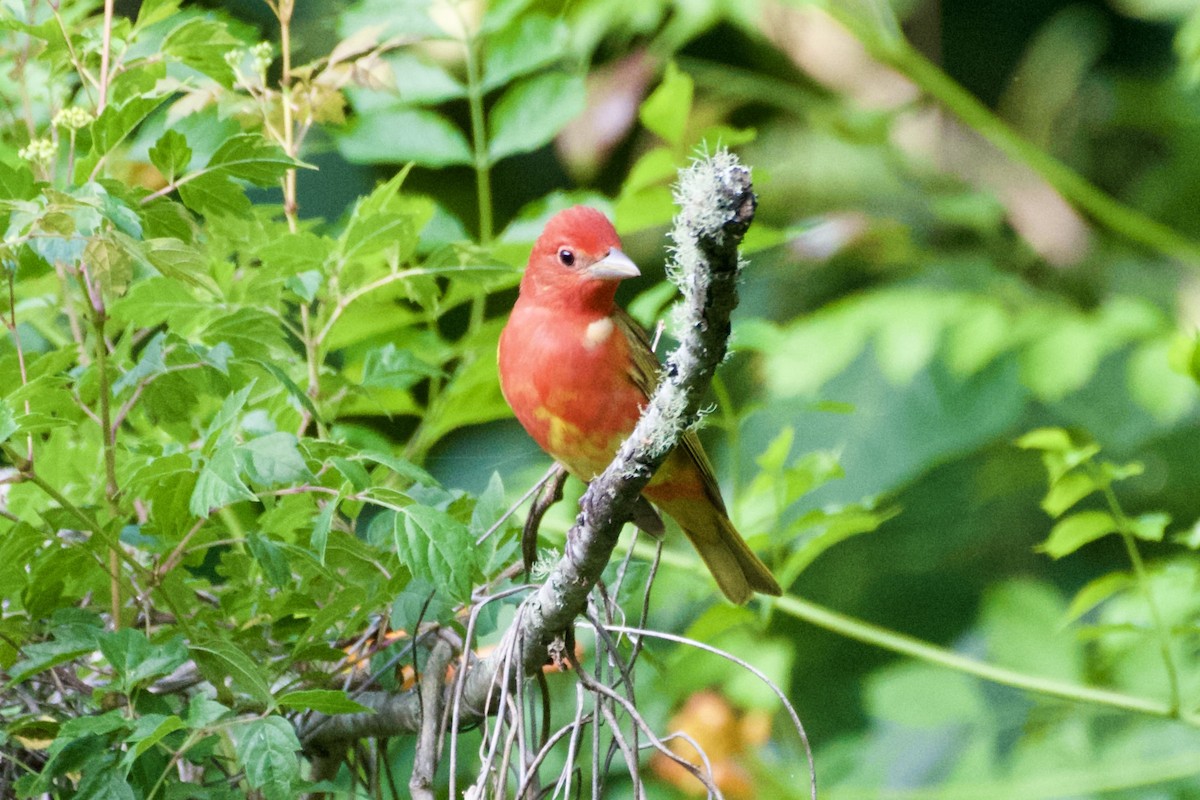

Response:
(558, 248), (575, 267)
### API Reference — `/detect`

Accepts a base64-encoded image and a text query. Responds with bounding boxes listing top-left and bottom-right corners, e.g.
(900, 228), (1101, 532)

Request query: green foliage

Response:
(4, 0), (1200, 797)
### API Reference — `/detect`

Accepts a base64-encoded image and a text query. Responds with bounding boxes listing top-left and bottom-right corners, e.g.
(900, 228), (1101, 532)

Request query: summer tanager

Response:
(497, 206), (781, 603)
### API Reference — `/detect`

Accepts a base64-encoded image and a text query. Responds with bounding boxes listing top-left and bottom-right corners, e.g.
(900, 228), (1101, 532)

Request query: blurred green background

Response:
(133, 0), (1200, 794)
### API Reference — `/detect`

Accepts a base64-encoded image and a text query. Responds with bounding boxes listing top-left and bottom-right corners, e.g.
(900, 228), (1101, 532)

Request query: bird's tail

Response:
(662, 498), (782, 604)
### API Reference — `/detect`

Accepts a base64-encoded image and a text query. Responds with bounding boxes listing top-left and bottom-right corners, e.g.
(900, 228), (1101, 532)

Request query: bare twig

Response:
(409, 638), (453, 800)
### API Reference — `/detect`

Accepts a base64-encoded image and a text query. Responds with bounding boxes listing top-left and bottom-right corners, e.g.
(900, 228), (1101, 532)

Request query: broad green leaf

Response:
(1129, 512), (1170, 542)
(236, 716), (302, 800)
(110, 276), (206, 329)
(190, 444), (257, 517)
(145, 237), (219, 294)
(161, 16), (240, 85)
(207, 134), (301, 186)
(247, 532), (292, 588)
(8, 622), (103, 683)
(238, 432), (312, 486)
(1041, 470), (1098, 517)
(362, 344), (441, 389)
(190, 637), (274, 707)
(1037, 510), (1119, 559)
(1066, 571), (1133, 621)
(277, 690), (373, 715)
(0, 401), (16, 444)
(393, 505), (478, 602)
(98, 629), (188, 691)
(483, 14), (568, 90)
(488, 71), (586, 161)
(121, 714), (185, 769)
(83, 235), (133, 295)
(178, 170), (251, 217)
(338, 107), (473, 166)
(469, 471), (507, 539)
(378, 51), (464, 103)
(639, 62), (693, 148)
(149, 129), (193, 182)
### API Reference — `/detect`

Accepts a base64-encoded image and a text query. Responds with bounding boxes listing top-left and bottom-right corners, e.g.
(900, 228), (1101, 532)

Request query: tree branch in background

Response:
(300, 149), (756, 752)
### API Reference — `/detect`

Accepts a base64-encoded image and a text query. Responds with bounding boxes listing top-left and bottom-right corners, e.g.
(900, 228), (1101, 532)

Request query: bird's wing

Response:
(612, 308), (729, 514)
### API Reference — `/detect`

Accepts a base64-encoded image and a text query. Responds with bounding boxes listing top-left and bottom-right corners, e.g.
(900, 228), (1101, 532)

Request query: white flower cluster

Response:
(52, 107), (93, 130)
(18, 138), (56, 166)
(250, 42), (273, 76)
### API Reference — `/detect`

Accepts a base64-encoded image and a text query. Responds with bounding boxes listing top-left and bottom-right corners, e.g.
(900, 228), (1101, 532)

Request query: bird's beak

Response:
(587, 248), (640, 280)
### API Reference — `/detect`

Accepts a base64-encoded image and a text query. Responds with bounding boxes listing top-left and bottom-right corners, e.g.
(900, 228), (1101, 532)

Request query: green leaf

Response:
(311, 497), (337, 564)
(236, 716), (302, 800)
(0, 401), (16, 445)
(161, 16), (240, 85)
(338, 107), (473, 166)
(149, 129), (193, 183)
(393, 505), (478, 602)
(1037, 510), (1119, 559)
(207, 134), (301, 186)
(483, 14), (568, 90)
(1129, 512), (1170, 542)
(1016, 427), (1075, 452)
(121, 714), (185, 769)
(1065, 571), (1133, 621)
(8, 622), (104, 682)
(276, 690), (374, 715)
(247, 532), (292, 588)
(639, 62), (694, 148)
(190, 444), (257, 517)
(1041, 470), (1098, 517)
(190, 637), (274, 707)
(144, 237), (219, 294)
(488, 71), (586, 162)
(237, 432), (312, 486)
(362, 344), (441, 389)
(83, 235), (134, 295)
(178, 170), (251, 217)
(110, 276), (206, 329)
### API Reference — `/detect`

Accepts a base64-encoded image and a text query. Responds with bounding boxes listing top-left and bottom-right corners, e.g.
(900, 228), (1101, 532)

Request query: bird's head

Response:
(520, 206), (640, 312)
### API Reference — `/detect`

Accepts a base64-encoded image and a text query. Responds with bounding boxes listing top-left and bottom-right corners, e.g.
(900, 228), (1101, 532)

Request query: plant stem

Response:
(78, 265), (123, 628)
(463, 28), (493, 244)
(1098, 477), (1182, 713)
(626, 538), (1193, 723)
(825, 6), (1200, 265)
(97, 0), (114, 113)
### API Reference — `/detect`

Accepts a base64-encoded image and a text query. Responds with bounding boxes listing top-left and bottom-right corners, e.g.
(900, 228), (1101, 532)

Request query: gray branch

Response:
(300, 150), (756, 752)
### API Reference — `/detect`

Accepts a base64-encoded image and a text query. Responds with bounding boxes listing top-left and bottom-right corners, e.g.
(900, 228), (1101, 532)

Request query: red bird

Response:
(498, 206), (781, 603)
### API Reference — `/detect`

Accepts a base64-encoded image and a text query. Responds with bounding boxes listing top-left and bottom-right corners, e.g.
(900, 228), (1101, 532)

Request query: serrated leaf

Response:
(276, 690), (373, 715)
(207, 134), (301, 186)
(84, 235), (133, 295)
(237, 432), (312, 486)
(149, 129), (193, 182)
(488, 71), (586, 162)
(393, 505), (477, 602)
(362, 343), (441, 389)
(236, 716), (301, 800)
(121, 714), (185, 769)
(190, 444), (257, 517)
(1037, 510), (1119, 559)
(246, 532), (292, 588)
(639, 62), (693, 147)
(190, 638), (274, 706)
(109, 276), (206, 329)
(178, 170), (251, 217)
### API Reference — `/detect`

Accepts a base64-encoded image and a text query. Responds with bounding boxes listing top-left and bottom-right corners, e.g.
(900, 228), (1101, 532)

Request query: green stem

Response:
(463, 30), (493, 244)
(624, 538), (1192, 722)
(1097, 477), (1182, 713)
(825, 6), (1200, 265)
